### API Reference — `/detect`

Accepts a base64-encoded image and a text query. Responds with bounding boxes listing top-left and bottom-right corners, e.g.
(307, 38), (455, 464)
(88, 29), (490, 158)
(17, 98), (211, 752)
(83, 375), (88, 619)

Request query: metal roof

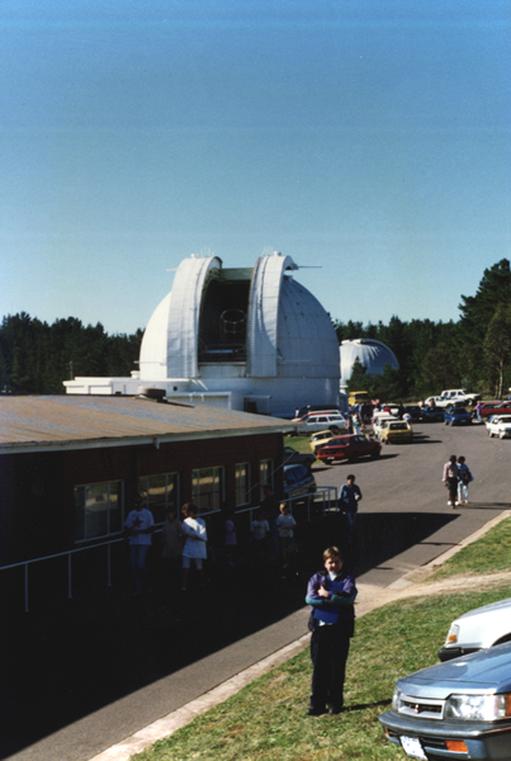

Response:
(0, 396), (294, 454)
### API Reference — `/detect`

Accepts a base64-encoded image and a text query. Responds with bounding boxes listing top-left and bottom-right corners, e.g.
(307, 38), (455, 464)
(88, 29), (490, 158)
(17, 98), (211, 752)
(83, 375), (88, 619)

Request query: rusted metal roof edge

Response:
(0, 424), (296, 456)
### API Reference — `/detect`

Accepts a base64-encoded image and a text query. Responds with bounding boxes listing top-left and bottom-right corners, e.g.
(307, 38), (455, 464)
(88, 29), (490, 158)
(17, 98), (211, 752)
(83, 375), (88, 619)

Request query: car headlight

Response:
(444, 693), (511, 721)
(445, 623), (460, 645)
(392, 688), (403, 711)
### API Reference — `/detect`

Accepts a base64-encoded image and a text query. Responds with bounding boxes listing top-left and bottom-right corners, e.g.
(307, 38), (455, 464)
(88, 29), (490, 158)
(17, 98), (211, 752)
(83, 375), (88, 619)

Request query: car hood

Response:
(457, 597), (511, 621)
(398, 643), (511, 697)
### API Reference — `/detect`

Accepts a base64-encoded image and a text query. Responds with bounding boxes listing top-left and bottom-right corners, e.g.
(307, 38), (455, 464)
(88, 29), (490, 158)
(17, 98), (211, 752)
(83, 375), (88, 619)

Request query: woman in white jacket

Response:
(181, 502), (208, 591)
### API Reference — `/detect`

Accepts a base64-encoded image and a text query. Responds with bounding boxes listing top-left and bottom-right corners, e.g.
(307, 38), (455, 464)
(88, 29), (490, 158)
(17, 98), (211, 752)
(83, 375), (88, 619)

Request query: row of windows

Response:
(74, 460), (274, 543)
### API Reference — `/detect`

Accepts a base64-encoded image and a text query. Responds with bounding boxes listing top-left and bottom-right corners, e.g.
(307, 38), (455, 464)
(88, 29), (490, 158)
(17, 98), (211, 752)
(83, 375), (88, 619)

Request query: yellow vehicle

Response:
(348, 390), (369, 407)
(309, 427), (342, 453)
(378, 419), (413, 444)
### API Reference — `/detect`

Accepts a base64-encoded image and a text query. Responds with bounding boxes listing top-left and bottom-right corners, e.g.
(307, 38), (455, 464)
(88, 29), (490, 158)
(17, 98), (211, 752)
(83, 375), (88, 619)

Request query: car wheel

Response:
(371, 452), (380, 459)
(325, 458), (333, 465)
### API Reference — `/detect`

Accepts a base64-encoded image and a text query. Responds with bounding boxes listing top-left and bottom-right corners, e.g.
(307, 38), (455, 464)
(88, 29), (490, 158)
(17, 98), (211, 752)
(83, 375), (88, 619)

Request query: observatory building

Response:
(339, 338), (399, 390)
(65, 252), (340, 417)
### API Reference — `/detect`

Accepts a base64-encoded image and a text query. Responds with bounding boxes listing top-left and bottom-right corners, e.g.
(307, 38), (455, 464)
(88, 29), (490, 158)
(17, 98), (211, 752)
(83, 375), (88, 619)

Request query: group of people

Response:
(442, 454), (474, 507)
(124, 499), (208, 595)
(123, 485), (303, 595)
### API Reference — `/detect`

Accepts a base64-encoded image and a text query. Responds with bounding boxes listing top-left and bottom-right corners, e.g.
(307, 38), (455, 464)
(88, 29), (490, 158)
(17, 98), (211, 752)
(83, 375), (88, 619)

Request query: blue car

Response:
(444, 406), (472, 426)
(421, 406), (445, 423)
(380, 642), (511, 760)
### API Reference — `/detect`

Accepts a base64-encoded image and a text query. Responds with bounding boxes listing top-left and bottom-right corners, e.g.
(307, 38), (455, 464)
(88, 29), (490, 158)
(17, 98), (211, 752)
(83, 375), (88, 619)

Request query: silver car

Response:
(380, 643), (511, 760)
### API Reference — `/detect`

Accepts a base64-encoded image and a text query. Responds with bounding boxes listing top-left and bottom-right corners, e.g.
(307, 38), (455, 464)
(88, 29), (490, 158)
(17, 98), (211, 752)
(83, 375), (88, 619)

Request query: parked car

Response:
(421, 406), (445, 423)
(400, 405), (423, 423)
(438, 597), (511, 662)
(424, 395), (444, 408)
(380, 642), (511, 761)
(282, 446), (316, 467)
(309, 427), (343, 453)
(294, 404), (343, 419)
(438, 388), (481, 407)
(474, 402), (511, 422)
(282, 463), (316, 500)
(316, 434), (381, 464)
(292, 412), (348, 434)
(378, 419), (413, 444)
(373, 412), (399, 437)
(486, 415), (511, 439)
(443, 406), (472, 426)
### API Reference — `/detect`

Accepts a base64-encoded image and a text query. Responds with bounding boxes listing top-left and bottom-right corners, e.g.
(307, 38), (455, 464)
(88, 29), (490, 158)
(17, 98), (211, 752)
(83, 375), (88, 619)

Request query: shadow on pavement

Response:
(0, 509), (459, 759)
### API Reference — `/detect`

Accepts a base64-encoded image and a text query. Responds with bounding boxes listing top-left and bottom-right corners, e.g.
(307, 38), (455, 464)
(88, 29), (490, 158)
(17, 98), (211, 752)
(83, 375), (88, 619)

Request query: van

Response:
(348, 390), (369, 407)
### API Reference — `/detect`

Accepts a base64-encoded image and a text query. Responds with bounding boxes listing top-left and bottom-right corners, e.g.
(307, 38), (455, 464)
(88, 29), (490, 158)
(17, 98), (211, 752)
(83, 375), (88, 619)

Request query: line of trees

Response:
(1, 259), (510, 399)
(0, 314), (142, 394)
(337, 259), (511, 401)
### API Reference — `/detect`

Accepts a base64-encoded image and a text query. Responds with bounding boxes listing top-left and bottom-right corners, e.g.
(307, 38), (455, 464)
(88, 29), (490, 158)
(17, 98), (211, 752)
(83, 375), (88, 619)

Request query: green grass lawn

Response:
(284, 434), (312, 455)
(133, 582), (511, 761)
(431, 516), (511, 578)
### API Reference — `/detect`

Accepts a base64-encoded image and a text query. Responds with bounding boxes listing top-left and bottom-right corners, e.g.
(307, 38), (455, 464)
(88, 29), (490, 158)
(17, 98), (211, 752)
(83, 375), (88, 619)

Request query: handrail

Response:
(3, 488), (337, 613)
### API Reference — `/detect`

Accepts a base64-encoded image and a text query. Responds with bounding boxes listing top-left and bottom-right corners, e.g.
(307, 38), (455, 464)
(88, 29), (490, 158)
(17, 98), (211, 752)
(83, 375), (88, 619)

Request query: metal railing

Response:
(1, 486), (337, 613)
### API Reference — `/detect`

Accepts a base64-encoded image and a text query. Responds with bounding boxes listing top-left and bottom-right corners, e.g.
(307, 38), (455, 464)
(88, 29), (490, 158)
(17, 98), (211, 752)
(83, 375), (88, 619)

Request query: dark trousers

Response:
(447, 477), (458, 503)
(310, 625), (351, 710)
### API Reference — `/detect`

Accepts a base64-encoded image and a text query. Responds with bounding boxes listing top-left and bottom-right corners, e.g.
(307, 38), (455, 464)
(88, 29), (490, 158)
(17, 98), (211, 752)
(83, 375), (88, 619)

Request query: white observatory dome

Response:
(138, 252), (340, 416)
(340, 338), (399, 388)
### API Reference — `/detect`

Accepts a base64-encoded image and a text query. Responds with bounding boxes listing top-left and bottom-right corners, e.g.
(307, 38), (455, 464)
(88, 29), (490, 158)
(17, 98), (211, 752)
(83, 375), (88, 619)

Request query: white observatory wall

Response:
(166, 256), (222, 379)
(277, 279), (340, 379)
(139, 292), (172, 381)
(340, 340), (399, 386)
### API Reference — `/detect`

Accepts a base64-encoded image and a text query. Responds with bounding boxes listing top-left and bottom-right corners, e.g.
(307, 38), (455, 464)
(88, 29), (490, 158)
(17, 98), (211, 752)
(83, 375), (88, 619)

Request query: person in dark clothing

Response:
(337, 474), (362, 534)
(305, 546), (357, 716)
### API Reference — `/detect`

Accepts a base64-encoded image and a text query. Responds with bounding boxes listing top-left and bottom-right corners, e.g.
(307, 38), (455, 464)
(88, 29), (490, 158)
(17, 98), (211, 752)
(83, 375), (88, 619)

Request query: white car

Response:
(487, 415), (511, 439)
(439, 388), (480, 406)
(293, 412), (348, 434)
(438, 597), (511, 661)
(372, 413), (399, 438)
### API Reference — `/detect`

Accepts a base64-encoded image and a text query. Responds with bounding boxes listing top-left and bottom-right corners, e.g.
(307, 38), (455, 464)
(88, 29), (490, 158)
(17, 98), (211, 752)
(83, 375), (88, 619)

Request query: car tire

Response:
(325, 458), (333, 465)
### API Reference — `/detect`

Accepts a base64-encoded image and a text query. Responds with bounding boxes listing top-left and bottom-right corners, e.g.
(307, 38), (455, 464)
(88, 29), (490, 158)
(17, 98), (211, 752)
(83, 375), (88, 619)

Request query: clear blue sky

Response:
(2, 1), (510, 334)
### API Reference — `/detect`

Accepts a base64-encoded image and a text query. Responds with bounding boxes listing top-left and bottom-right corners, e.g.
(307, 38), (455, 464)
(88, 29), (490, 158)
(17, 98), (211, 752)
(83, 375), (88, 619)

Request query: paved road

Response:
(313, 420), (509, 585)
(6, 421), (510, 761)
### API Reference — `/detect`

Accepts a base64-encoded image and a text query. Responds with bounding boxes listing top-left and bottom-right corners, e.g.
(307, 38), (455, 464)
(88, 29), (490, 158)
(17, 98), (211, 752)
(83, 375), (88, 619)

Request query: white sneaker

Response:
(455, 501), (461, 506)
(447, 501), (453, 506)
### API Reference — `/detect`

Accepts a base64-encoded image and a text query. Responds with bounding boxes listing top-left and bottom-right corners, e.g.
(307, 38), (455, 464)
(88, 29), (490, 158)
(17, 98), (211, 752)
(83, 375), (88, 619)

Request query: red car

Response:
(316, 434), (381, 464)
(476, 402), (511, 421)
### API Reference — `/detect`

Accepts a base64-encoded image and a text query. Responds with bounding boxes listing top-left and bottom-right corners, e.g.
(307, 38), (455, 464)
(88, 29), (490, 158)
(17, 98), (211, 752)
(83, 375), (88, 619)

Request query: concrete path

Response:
(86, 510), (511, 761)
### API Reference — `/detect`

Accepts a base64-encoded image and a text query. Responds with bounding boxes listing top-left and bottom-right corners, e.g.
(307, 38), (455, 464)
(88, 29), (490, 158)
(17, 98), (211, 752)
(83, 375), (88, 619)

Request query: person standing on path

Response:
(124, 496), (155, 595)
(181, 503), (208, 591)
(337, 474), (362, 535)
(305, 546), (357, 716)
(442, 454), (459, 508)
(276, 502), (297, 577)
(457, 456), (474, 506)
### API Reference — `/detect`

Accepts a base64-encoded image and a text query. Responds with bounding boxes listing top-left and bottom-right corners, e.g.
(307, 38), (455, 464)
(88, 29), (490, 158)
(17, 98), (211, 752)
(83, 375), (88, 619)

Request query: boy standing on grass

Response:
(305, 546), (357, 716)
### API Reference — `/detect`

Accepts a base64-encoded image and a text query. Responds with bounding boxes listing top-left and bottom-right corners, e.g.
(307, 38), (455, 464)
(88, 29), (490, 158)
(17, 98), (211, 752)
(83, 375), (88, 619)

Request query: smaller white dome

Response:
(340, 339), (399, 387)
